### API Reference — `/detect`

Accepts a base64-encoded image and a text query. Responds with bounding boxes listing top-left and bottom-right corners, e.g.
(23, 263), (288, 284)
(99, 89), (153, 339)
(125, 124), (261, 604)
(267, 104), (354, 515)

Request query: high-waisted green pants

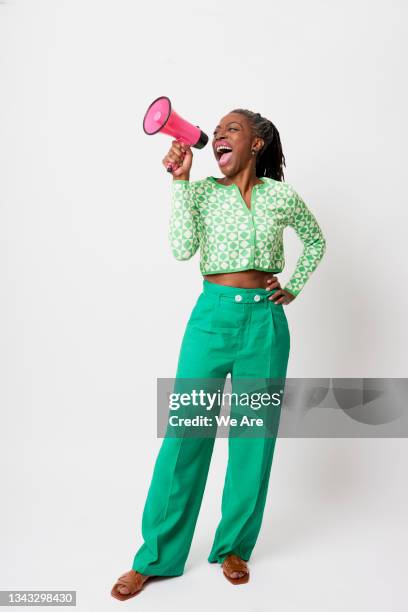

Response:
(131, 279), (290, 576)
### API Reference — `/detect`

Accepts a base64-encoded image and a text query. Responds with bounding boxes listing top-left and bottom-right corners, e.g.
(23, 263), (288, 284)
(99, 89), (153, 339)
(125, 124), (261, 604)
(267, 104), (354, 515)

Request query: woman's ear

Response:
(253, 138), (265, 153)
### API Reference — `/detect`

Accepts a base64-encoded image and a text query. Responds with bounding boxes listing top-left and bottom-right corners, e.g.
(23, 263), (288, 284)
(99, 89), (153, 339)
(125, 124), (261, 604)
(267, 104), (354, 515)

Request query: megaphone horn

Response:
(142, 96), (208, 173)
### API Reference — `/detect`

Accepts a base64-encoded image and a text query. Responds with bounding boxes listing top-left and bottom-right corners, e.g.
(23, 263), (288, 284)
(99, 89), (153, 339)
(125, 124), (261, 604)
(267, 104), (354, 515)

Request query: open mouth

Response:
(215, 143), (234, 166)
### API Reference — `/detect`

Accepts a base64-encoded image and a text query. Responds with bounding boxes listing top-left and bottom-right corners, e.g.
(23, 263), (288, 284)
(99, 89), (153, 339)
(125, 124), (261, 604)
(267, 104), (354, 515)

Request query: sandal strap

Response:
(222, 554), (248, 575)
(114, 571), (146, 595)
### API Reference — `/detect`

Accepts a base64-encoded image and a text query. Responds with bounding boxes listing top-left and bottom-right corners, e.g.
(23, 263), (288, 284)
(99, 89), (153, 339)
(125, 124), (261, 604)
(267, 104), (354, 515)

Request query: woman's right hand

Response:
(162, 140), (193, 178)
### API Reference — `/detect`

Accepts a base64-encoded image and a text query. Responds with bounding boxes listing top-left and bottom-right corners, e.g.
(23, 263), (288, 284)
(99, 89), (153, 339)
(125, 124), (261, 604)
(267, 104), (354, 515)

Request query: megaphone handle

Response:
(166, 137), (187, 173)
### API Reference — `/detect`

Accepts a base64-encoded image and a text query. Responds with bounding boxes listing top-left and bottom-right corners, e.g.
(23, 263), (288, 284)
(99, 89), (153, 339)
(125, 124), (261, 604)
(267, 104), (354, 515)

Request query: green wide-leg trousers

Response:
(131, 279), (290, 576)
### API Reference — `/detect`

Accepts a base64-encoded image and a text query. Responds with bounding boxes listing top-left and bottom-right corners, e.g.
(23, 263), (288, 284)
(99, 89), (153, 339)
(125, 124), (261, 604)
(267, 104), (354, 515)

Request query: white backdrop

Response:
(1, 1), (407, 610)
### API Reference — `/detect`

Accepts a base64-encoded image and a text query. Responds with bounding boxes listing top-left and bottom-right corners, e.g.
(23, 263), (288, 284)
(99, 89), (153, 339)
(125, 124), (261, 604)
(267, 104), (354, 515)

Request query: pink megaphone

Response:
(143, 95), (208, 173)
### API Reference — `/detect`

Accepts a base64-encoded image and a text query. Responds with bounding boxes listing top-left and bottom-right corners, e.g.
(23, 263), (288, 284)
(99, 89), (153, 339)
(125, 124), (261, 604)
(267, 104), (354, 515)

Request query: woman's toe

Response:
(231, 571), (244, 579)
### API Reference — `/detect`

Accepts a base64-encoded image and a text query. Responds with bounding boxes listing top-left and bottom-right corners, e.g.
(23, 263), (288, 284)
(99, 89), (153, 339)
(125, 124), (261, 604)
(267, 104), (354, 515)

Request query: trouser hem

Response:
(132, 563), (184, 577)
(207, 552), (250, 565)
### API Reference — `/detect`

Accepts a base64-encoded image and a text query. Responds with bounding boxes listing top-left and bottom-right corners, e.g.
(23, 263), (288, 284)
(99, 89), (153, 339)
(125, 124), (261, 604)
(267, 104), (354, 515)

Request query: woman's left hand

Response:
(265, 275), (296, 305)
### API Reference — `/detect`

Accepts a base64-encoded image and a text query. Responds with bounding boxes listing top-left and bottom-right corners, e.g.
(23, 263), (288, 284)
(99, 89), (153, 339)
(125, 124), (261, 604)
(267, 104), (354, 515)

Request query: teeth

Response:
(216, 145), (232, 153)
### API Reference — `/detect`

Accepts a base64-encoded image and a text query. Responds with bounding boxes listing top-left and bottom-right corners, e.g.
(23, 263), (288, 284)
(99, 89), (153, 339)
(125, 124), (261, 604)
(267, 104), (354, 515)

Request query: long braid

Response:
(229, 109), (286, 181)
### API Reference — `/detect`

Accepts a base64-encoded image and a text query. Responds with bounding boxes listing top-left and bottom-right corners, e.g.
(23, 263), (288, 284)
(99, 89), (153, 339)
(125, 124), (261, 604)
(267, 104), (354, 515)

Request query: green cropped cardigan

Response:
(169, 176), (326, 297)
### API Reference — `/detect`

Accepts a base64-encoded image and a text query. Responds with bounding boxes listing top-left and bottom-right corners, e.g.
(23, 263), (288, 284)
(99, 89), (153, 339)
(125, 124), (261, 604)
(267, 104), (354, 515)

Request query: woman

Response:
(111, 109), (326, 599)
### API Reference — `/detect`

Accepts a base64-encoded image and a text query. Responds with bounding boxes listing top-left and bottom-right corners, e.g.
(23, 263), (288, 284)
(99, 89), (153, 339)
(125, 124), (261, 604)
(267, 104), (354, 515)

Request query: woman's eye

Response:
(213, 127), (238, 136)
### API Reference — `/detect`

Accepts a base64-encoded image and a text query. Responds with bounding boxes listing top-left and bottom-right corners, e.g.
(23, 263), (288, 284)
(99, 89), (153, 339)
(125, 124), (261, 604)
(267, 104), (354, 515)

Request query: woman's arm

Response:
(282, 188), (326, 297)
(168, 179), (201, 261)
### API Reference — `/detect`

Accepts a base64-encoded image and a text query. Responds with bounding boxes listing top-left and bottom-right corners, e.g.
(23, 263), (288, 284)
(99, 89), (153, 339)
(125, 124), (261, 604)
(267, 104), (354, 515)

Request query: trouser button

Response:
(254, 294), (261, 302)
(235, 294), (242, 302)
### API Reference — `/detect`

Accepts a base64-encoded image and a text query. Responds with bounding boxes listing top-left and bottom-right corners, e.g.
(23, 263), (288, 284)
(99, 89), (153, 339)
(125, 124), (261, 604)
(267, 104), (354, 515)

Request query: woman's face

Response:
(212, 112), (264, 177)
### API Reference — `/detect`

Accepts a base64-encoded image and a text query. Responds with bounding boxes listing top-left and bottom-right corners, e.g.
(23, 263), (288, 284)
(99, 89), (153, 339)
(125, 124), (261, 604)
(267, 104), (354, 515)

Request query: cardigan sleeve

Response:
(168, 180), (201, 261)
(283, 188), (326, 297)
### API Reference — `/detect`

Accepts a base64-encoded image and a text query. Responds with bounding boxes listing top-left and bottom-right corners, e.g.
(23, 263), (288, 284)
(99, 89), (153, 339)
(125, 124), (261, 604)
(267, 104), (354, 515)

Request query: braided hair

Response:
(229, 109), (286, 181)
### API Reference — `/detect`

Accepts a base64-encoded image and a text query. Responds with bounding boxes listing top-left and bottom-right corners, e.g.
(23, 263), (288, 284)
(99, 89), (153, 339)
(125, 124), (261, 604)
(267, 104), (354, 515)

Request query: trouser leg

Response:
(132, 433), (218, 575)
(208, 296), (290, 564)
(132, 291), (230, 576)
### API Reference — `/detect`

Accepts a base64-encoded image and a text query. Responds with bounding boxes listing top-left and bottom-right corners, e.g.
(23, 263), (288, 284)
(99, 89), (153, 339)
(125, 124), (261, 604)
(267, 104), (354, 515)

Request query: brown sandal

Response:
(111, 570), (154, 601)
(222, 554), (250, 585)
